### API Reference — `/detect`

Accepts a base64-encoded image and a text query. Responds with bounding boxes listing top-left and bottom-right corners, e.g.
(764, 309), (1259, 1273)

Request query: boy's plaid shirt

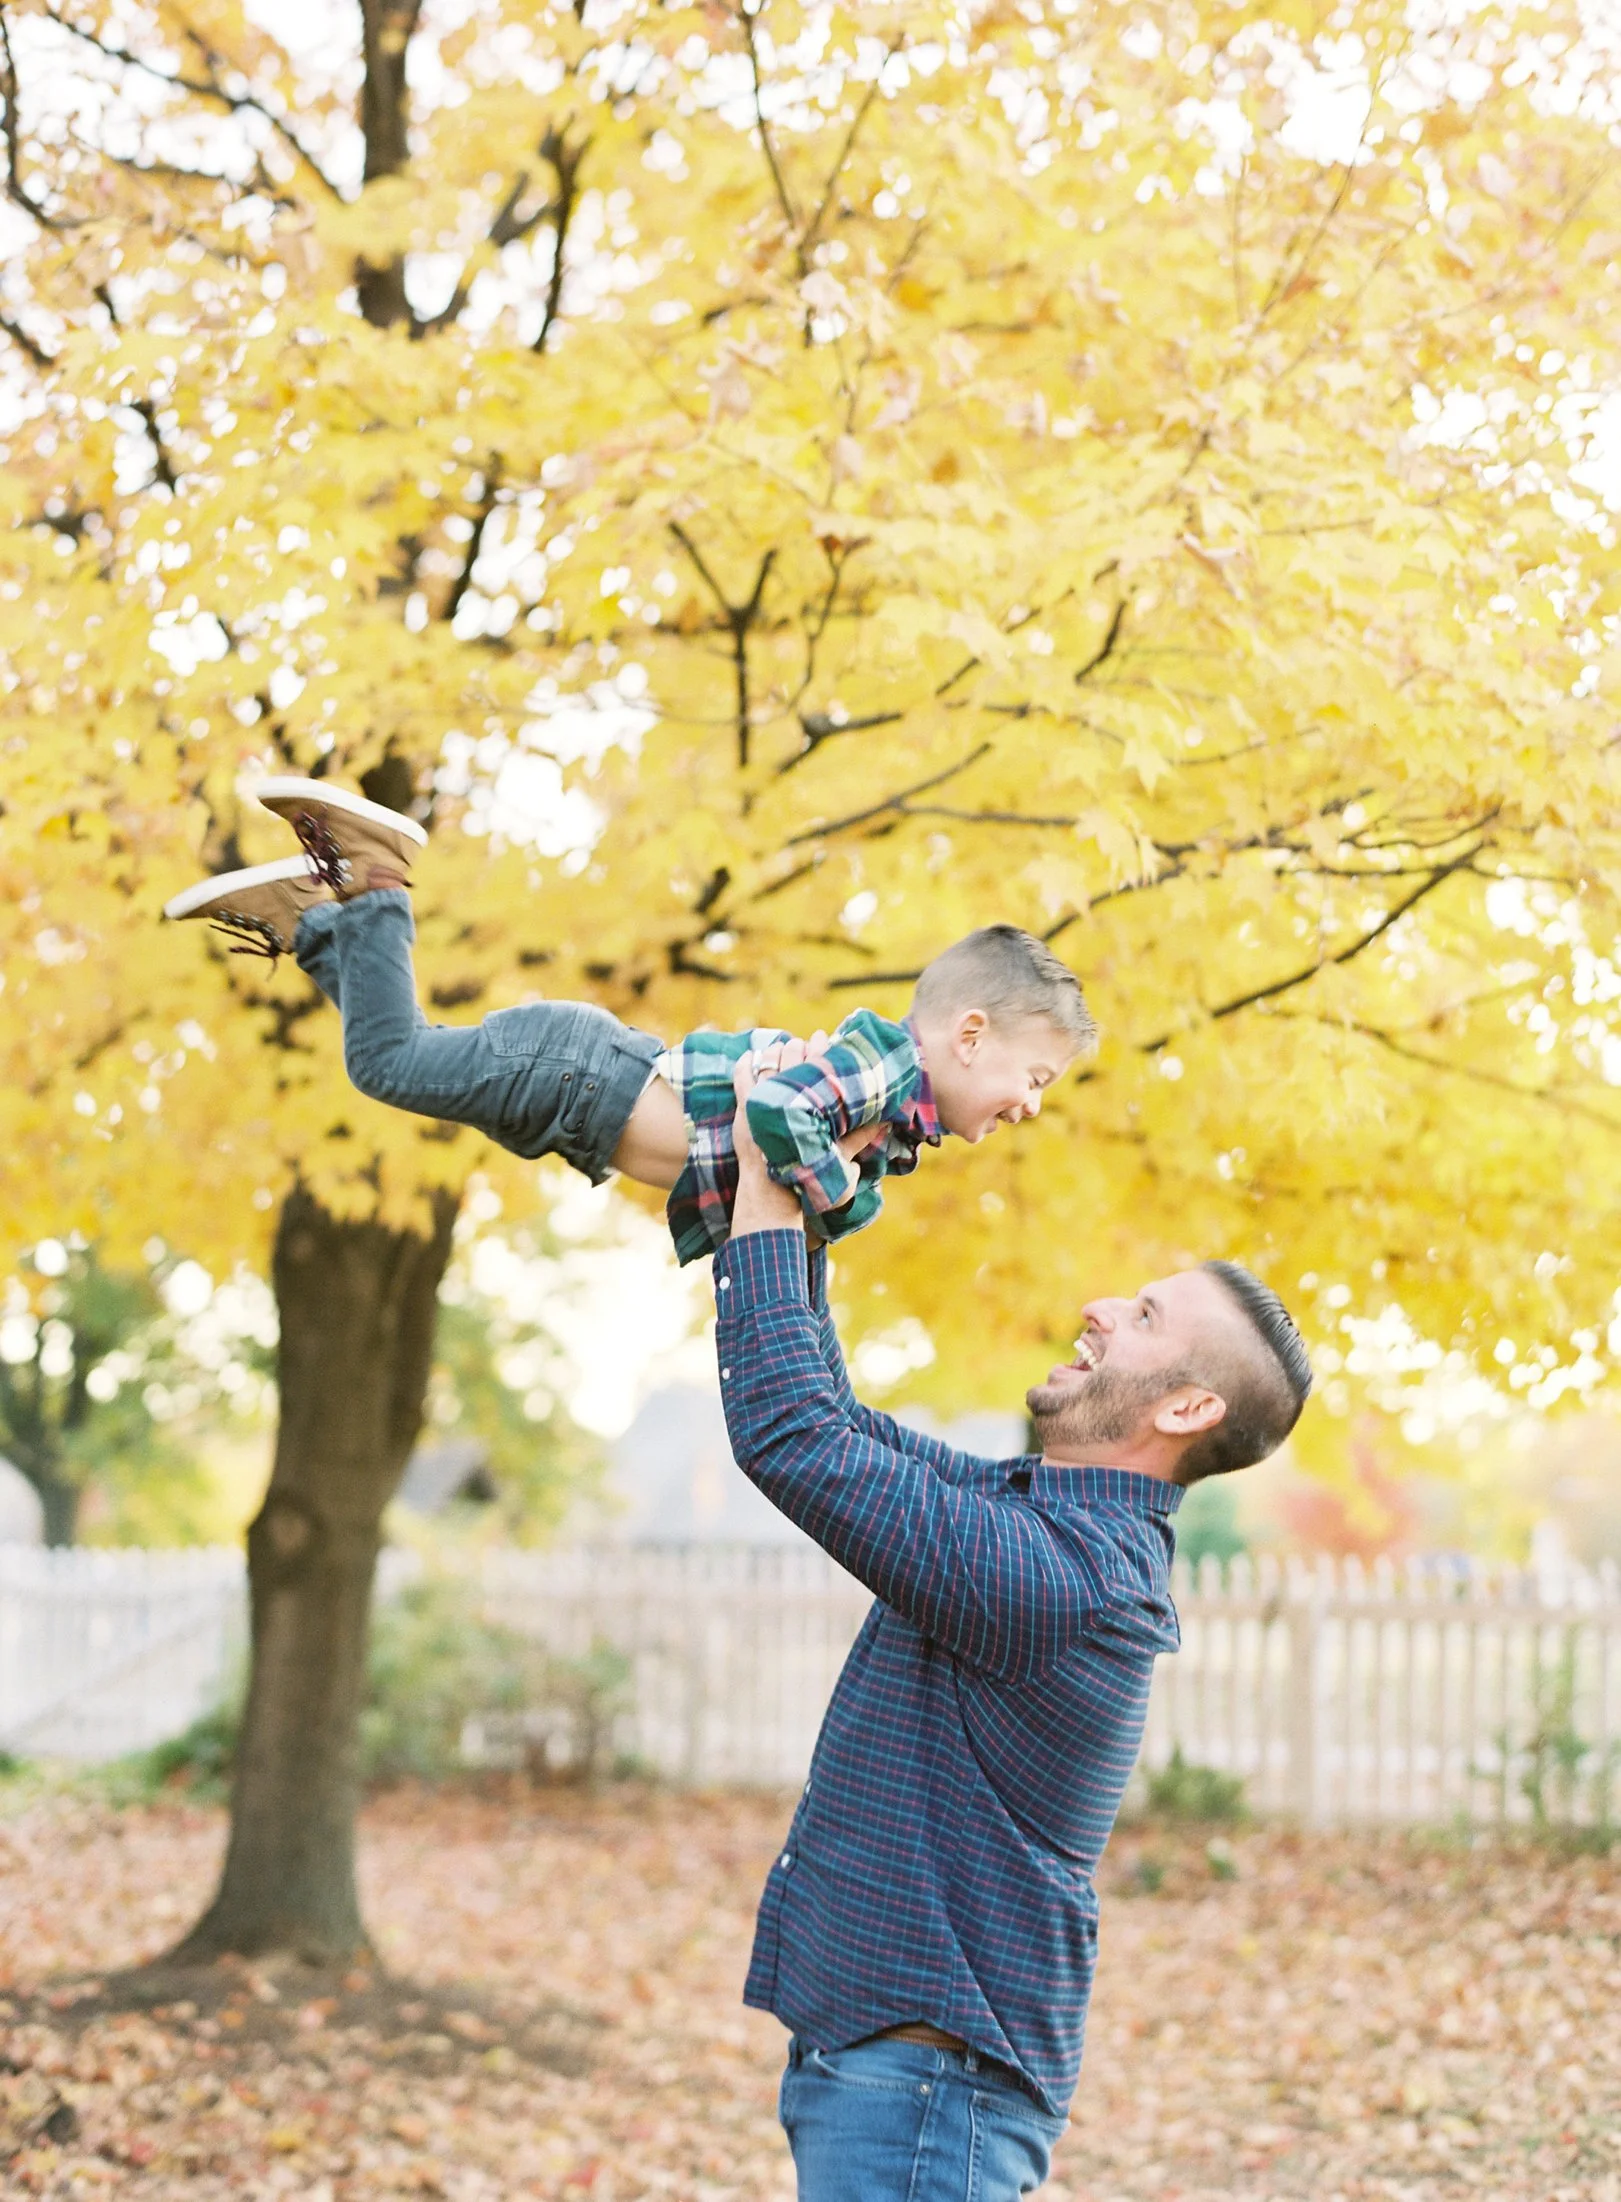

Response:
(660, 1008), (940, 1266)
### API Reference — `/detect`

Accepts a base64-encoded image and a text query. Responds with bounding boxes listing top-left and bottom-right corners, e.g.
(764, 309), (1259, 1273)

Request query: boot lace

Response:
(209, 911), (285, 962)
(289, 807), (349, 892)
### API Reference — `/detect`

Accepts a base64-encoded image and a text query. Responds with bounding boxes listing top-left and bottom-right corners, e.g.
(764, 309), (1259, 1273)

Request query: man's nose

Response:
(1078, 1299), (1117, 1333)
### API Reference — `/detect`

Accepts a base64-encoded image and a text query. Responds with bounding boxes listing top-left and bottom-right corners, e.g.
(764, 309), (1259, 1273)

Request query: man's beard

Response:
(1027, 1361), (1193, 1451)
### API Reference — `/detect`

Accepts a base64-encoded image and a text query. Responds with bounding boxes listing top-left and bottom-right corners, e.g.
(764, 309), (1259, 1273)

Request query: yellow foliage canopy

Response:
(2, 0), (1619, 1407)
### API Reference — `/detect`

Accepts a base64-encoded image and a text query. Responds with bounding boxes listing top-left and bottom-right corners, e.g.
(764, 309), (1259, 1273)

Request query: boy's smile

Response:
(921, 1010), (1073, 1143)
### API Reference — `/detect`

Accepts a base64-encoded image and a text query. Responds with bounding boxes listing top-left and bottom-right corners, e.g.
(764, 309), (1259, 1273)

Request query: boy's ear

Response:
(953, 1007), (990, 1059)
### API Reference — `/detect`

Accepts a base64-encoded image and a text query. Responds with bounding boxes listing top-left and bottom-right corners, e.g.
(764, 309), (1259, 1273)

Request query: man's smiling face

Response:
(1027, 1270), (1241, 1456)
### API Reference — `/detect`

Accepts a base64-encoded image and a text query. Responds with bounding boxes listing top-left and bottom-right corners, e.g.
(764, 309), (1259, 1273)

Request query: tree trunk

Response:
(354, 0), (424, 329)
(173, 1182), (458, 1963)
(36, 1466), (78, 1548)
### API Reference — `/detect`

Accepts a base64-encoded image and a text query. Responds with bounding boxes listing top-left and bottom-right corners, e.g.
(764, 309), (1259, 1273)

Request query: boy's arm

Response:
(744, 1019), (919, 1220)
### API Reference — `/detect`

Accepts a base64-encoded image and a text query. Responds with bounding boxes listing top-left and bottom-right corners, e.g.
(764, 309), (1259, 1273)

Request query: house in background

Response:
(394, 1436), (499, 1518)
(0, 1459), (44, 1545)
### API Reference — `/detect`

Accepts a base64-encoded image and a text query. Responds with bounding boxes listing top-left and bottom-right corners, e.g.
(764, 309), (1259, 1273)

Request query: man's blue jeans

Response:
(779, 2037), (1066, 2201)
(294, 889), (662, 1183)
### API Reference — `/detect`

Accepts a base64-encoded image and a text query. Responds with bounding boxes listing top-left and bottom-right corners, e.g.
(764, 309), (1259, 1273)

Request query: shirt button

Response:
(779, 1852), (794, 1872)
(721, 1367), (732, 1382)
(718, 1276), (730, 1291)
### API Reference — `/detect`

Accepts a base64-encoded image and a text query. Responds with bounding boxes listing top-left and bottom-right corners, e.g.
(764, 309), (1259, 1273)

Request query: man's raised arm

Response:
(803, 1245), (996, 1485)
(716, 1061), (1107, 1679)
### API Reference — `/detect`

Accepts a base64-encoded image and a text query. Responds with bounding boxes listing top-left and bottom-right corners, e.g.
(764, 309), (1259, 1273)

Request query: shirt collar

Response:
(903, 1018), (942, 1146)
(1019, 1460), (1184, 1514)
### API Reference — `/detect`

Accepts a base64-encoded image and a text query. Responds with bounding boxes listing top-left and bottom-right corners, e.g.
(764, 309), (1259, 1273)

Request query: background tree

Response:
(0, 1241), (183, 1544)
(2, 0), (1619, 1958)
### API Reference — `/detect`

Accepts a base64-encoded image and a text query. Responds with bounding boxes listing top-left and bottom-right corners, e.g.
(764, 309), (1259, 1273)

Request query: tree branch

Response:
(441, 464), (502, 626)
(1133, 844), (1487, 1053)
(668, 523), (775, 770)
(42, 5), (341, 197)
(776, 705), (903, 778)
(800, 59), (891, 262)
(1075, 597), (1125, 683)
(0, 307), (53, 367)
(0, 5), (76, 229)
(738, 2), (802, 267)
(531, 126), (589, 354)
(1304, 1014), (1621, 1136)
(785, 742), (993, 848)
(129, 396), (179, 493)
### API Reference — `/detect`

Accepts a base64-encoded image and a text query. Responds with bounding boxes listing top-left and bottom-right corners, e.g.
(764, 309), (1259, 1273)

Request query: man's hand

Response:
(730, 1050), (809, 1239)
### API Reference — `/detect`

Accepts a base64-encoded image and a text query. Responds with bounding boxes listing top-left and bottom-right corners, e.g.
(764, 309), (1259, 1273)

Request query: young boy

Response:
(165, 780), (1096, 1263)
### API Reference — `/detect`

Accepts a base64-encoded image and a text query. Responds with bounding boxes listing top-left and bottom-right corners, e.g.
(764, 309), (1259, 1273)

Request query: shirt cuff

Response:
(714, 1227), (810, 1310)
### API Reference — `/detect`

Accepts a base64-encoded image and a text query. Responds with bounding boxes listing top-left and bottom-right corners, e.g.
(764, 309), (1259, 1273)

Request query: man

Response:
(716, 1056), (1312, 2201)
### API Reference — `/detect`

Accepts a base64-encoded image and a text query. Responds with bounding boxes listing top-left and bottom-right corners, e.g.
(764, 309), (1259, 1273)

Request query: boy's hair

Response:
(911, 926), (1096, 1053)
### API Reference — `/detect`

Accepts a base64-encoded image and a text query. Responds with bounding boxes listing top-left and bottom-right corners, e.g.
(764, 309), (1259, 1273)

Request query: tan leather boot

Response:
(163, 856), (332, 961)
(255, 777), (428, 898)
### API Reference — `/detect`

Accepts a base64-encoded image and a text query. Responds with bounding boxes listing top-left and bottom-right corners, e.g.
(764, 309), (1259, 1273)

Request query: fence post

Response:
(1287, 1576), (1323, 1825)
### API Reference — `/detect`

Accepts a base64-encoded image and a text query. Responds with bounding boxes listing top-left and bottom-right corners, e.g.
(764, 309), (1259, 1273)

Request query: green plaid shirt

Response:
(659, 1010), (941, 1266)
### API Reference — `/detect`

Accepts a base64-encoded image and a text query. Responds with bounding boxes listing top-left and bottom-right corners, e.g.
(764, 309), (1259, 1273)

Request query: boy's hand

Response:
(750, 1033), (872, 1166)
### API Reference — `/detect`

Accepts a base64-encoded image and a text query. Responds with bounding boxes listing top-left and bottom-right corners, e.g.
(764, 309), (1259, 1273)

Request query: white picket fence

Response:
(0, 1544), (247, 1765)
(2, 1543), (1619, 1828)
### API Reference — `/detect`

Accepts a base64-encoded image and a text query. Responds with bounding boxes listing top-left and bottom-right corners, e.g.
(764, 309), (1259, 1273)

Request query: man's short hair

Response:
(1177, 1260), (1313, 1484)
(911, 926), (1096, 1053)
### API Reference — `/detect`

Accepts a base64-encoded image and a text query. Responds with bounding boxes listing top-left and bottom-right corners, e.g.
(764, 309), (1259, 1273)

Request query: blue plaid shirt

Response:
(714, 1229), (1183, 2118)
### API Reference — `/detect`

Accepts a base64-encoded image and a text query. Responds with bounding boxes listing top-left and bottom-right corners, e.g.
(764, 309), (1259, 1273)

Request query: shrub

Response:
(137, 1704), (239, 1800)
(125, 1572), (635, 1793)
(1144, 1746), (1247, 1825)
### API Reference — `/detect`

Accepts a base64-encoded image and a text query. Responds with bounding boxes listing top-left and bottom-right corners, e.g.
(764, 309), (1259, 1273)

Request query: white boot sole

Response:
(163, 854), (319, 920)
(254, 777), (428, 846)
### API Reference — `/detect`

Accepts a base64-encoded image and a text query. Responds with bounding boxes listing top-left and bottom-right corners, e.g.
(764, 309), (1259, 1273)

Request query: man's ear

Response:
(953, 1007), (990, 1062)
(1152, 1388), (1226, 1438)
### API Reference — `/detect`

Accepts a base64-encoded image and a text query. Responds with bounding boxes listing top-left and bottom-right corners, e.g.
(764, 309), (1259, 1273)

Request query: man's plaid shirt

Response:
(659, 1009), (939, 1267)
(713, 1229), (1183, 2119)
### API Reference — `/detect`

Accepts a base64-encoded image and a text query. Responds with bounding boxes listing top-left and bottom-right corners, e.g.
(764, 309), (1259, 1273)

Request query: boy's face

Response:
(926, 1011), (1072, 1143)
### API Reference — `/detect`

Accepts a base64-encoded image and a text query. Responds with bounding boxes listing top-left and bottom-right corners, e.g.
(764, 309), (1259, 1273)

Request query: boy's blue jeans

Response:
(779, 2037), (1066, 2201)
(294, 890), (663, 1184)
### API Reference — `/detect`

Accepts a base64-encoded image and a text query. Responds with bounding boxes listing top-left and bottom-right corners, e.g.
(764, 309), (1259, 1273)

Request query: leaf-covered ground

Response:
(2, 1787), (1619, 2198)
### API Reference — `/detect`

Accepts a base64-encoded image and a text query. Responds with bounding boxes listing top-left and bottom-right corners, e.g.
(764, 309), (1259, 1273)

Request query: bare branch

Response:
(777, 705), (904, 778)
(1258, 163), (1354, 322)
(0, 307), (53, 368)
(532, 127), (589, 354)
(1309, 1015), (1621, 1135)
(0, 5), (77, 229)
(441, 463), (502, 626)
(785, 742), (993, 848)
(801, 58), (891, 261)
(488, 168), (539, 248)
(129, 396), (179, 492)
(1134, 843), (1487, 1052)
(738, 3), (802, 267)
(42, 5), (341, 197)
(668, 523), (776, 771)
(1073, 599), (1126, 686)
(776, 539), (867, 741)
